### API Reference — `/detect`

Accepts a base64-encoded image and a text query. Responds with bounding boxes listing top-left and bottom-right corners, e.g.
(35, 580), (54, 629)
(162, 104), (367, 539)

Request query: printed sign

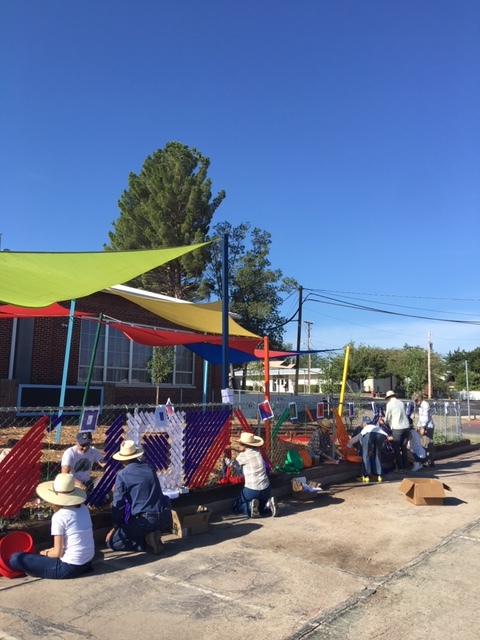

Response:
(258, 400), (274, 422)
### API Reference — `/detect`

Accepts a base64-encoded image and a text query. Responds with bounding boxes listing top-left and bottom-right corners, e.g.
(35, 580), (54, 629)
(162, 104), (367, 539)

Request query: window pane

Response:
(78, 321), (105, 383)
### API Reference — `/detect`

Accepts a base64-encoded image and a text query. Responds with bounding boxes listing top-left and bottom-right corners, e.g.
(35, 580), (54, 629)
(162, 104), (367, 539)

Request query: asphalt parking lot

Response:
(1, 446), (479, 640)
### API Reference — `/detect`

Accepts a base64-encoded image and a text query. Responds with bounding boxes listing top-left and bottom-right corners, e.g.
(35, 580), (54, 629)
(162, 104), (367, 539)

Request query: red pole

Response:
(263, 336), (270, 453)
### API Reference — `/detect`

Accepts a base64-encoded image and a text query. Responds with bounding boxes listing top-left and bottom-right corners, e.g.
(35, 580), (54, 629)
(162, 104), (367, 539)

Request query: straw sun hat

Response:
(36, 473), (87, 506)
(112, 440), (144, 461)
(236, 432), (264, 447)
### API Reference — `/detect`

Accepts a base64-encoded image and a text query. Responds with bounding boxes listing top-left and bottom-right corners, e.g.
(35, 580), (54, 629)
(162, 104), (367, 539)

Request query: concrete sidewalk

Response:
(1, 449), (480, 640)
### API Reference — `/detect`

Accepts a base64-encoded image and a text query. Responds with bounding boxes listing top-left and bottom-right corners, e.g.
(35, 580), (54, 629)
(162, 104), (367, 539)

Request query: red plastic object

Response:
(0, 531), (35, 578)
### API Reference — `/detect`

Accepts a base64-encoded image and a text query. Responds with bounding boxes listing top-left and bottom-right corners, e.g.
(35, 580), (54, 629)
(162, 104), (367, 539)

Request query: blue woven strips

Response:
(143, 433), (169, 472)
(86, 413), (124, 507)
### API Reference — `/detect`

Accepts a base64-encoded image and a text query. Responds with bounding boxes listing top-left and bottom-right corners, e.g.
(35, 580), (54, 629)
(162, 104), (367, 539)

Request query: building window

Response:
(78, 320), (194, 386)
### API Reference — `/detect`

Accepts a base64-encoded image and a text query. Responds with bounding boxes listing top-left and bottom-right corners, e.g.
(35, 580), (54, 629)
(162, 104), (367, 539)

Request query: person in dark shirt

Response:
(105, 440), (172, 554)
(307, 419), (334, 462)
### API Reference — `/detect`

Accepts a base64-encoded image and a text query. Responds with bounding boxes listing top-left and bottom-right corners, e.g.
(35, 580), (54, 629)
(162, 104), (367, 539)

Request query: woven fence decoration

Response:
(86, 413), (124, 507)
(183, 409), (232, 488)
(233, 408), (273, 470)
(0, 415), (49, 518)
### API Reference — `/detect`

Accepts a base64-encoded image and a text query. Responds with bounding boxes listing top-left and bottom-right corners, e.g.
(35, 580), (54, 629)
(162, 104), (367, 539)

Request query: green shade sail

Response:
(0, 244), (207, 307)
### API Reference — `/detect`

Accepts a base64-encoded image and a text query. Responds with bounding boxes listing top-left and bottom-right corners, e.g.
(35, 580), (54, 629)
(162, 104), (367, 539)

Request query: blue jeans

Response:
(233, 486), (272, 516)
(107, 512), (172, 552)
(361, 432), (386, 476)
(392, 428), (410, 471)
(9, 552), (93, 580)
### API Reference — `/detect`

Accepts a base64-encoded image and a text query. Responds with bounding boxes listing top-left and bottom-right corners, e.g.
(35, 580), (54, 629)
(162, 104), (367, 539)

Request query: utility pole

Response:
(465, 360), (471, 420)
(304, 320), (313, 394)
(294, 286), (303, 394)
(427, 331), (432, 399)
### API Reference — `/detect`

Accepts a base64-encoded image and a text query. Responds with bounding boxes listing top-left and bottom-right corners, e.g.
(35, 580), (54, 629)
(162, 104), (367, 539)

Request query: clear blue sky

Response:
(1, 1), (479, 355)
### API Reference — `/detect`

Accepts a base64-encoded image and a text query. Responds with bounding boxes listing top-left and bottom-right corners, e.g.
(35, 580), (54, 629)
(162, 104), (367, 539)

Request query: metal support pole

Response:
(221, 233), (229, 391)
(294, 286), (303, 394)
(465, 360), (471, 420)
(56, 299), (76, 442)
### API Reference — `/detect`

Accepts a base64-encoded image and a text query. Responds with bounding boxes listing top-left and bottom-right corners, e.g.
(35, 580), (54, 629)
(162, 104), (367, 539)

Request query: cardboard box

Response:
(398, 478), (452, 506)
(291, 477), (325, 501)
(170, 505), (211, 537)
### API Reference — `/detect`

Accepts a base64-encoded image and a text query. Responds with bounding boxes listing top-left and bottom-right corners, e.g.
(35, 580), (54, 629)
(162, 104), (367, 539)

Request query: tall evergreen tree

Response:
(105, 141), (225, 299)
(201, 221), (297, 349)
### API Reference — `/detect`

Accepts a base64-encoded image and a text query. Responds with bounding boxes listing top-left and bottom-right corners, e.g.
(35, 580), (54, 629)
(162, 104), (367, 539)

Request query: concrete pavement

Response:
(1, 447), (480, 640)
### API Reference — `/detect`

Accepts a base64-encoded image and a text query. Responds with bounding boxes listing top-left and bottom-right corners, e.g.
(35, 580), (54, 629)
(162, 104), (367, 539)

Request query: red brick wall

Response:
(0, 291), (224, 406)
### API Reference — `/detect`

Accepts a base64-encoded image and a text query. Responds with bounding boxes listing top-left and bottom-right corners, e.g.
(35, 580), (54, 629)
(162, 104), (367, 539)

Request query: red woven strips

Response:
(0, 416), (48, 518)
(232, 409), (272, 469)
(188, 415), (231, 489)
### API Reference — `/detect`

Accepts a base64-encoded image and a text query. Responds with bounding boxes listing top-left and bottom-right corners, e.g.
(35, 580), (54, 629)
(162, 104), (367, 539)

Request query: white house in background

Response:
(235, 360), (323, 394)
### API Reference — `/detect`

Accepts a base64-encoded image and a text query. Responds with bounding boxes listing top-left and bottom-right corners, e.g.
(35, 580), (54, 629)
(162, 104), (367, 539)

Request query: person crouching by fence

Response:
(224, 432), (278, 518)
(414, 393), (435, 467)
(348, 416), (390, 483)
(105, 440), (172, 555)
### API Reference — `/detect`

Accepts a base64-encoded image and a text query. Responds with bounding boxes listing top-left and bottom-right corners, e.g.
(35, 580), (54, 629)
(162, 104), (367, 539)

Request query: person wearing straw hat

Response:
(9, 473), (95, 579)
(384, 390), (410, 473)
(224, 432), (278, 518)
(105, 440), (172, 554)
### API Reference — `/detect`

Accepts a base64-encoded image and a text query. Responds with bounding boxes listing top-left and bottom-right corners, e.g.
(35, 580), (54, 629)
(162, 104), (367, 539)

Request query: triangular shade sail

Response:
(0, 244), (207, 307)
(109, 288), (259, 337)
(0, 303), (94, 318)
(110, 323), (261, 353)
(108, 322), (330, 365)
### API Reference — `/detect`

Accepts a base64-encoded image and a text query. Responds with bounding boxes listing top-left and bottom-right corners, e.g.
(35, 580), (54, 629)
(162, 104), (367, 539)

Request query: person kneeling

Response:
(105, 440), (172, 554)
(224, 432), (278, 518)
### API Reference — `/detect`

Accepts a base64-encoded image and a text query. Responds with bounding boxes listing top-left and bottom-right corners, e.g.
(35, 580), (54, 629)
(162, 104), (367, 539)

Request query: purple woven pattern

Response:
(142, 433), (169, 472)
(86, 413), (124, 507)
(183, 409), (231, 485)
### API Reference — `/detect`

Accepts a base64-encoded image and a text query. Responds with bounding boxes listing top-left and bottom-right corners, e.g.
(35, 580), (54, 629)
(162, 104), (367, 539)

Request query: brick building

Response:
(0, 288), (224, 408)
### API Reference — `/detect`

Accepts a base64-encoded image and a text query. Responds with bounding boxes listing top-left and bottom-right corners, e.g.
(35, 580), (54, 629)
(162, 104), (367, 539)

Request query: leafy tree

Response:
(446, 347), (480, 390)
(201, 221), (297, 348)
(200, 221), (297, 389)
(146, 347), (175, 404)
(105, 141), (225, 299)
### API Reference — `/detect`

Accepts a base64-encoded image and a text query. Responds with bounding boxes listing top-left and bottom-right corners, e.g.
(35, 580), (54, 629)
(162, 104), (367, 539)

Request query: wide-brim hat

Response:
(385, 390), (396, 399)
(112, 439), (144, 461)
(318, 418), (332, 430)
(36, 473), (87, 506)
(236, 432), (264, 447)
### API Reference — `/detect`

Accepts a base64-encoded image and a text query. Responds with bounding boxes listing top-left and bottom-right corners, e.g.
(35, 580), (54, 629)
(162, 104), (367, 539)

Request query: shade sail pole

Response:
(202, 359), (209, 405)
(221, 233), (229, 391)
(56, 299), (76, 442)
(81, 313), (103, 409)
(263, 336), (271, 453)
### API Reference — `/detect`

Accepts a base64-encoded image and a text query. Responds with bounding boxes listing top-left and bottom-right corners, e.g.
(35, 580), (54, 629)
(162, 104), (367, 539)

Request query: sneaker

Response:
(356, 476), (370, 483)
(377, 476), (383, 483)
(250, 498), (260, 518)
(411, 462), (423, 472)
(145, 530), (165, 555)
(268, 496), (279, 517)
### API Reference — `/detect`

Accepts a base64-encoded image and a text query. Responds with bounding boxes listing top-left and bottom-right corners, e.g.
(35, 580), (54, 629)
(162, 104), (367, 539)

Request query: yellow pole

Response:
(337, 345), (350, 420)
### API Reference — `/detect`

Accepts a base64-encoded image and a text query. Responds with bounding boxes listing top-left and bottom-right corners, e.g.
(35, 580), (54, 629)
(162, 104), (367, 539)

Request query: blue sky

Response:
(1, 1), (479, 355)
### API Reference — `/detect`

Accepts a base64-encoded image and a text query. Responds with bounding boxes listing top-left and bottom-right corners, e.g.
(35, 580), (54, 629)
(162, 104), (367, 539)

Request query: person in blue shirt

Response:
(105, 440), (172, 555)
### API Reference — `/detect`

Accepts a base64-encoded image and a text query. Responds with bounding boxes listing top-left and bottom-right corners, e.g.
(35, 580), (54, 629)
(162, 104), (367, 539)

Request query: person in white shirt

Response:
(224, 432), (278, 518)
(347, 416), (390, 483)
(9, 473), (95, 579)
(407, 422), (427, 471)
(384, 390), (410, 474)
(414, 393), (435, 467)
(61, 431), (104, 491)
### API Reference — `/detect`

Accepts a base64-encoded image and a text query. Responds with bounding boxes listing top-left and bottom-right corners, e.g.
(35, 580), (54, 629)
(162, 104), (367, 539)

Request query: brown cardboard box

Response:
(291, 477), (325, 501)
(170, 505), (212, 537)
(398, 478), (452, 506)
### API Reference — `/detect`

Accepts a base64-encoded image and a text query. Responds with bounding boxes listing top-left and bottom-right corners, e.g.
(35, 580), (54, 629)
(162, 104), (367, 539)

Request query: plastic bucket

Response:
(0, 531), (35, 578)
